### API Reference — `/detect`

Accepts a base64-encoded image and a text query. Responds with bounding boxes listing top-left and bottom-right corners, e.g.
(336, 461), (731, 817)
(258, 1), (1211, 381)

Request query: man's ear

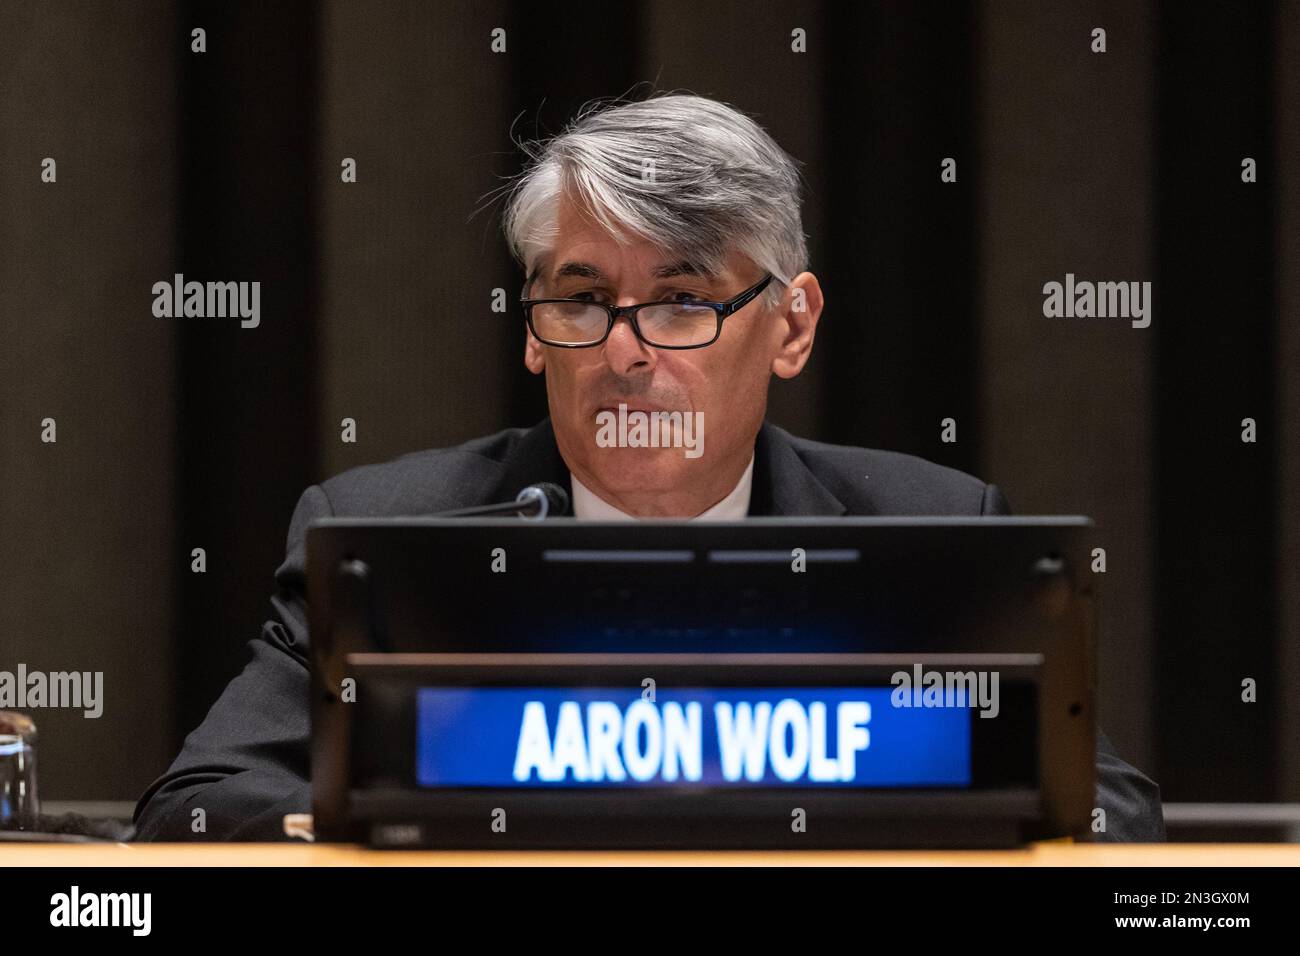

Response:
(524, 329), (547, 374)
(771, 272), (824, 379)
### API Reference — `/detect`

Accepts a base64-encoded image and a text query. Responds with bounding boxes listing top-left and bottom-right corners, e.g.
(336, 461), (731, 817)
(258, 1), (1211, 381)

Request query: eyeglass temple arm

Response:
(721, 274), (775, 317)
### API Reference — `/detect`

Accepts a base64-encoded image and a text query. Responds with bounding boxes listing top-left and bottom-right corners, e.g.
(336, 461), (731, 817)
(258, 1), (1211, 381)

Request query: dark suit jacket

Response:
(133, 418), (1166, 842)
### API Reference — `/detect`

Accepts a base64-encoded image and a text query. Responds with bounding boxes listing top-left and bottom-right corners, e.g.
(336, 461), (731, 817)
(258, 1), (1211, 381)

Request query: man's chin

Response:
(580, 449), (705, 494)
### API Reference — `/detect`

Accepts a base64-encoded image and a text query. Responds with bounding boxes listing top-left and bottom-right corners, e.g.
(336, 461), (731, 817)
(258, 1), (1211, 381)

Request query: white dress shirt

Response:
(570, 454), (755, 520)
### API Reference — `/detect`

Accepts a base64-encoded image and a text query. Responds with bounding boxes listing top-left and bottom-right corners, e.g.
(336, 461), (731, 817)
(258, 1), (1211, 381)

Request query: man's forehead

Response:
(534, 195), (732, 285)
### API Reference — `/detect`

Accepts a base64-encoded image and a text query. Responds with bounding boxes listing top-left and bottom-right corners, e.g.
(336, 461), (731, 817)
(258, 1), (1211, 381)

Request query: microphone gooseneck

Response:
(431, 482), (570, 519)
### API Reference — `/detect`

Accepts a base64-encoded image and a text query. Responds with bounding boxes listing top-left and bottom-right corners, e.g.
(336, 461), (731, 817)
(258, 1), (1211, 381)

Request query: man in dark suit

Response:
(134, 92), (1164, 841)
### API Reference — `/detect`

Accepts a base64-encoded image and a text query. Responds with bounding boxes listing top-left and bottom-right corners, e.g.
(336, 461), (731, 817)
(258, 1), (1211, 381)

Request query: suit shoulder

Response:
(779, 428), (999, 516)
(316, 426), (528, 517)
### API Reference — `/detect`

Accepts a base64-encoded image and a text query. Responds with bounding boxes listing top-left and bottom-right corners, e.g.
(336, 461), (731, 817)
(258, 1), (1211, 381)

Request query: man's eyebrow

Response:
(553, 261), (604, 280)
(545, 259), (717, 283)
(651, 260), (716, 280)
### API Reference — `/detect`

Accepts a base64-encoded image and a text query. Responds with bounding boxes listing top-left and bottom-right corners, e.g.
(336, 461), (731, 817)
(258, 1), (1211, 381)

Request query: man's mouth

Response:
(595, 402), (668, 416)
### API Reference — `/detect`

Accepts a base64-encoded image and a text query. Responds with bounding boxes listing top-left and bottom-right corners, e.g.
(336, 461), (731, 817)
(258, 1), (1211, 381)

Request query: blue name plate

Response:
(416, 687), (971, 788)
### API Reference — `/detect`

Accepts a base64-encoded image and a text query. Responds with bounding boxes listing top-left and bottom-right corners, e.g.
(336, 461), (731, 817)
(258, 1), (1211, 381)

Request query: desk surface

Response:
(3, 842), (1298, 866)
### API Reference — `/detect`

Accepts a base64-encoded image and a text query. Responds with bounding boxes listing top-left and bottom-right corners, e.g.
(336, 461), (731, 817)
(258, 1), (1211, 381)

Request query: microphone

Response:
(513, 482), (570, 520)
(433, 482), (570, 520)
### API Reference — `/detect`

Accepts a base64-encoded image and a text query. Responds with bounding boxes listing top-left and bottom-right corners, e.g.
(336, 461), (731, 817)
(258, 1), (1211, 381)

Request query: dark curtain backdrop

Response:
(2, 0), (1297, 819)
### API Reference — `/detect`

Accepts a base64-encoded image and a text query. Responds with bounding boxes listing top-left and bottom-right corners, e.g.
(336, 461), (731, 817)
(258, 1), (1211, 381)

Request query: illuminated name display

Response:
(416, 688), (971, 788)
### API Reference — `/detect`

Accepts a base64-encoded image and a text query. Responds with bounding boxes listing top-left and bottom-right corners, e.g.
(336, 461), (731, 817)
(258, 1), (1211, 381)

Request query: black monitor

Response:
(306, 517), (1096, 849)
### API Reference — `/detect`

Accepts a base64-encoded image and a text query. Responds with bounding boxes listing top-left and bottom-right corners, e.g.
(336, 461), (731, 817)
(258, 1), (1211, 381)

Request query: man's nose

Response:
(601, 314), (656, 376)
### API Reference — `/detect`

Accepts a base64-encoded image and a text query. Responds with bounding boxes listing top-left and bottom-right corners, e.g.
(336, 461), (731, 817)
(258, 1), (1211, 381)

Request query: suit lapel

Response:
(748, 422), (849, 517)
(495, 418), (574, 506)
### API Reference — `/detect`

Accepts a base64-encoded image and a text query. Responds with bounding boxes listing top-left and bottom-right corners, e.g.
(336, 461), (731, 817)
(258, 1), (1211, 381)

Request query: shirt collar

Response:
(570, 455), (755, 520)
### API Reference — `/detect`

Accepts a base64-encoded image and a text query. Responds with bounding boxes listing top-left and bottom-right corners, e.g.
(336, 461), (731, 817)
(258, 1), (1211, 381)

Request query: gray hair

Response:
(502, 93), (808, 308)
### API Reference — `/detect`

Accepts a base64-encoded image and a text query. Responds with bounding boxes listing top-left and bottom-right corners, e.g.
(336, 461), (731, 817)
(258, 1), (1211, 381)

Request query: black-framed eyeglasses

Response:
(521, 273), (774, 350)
